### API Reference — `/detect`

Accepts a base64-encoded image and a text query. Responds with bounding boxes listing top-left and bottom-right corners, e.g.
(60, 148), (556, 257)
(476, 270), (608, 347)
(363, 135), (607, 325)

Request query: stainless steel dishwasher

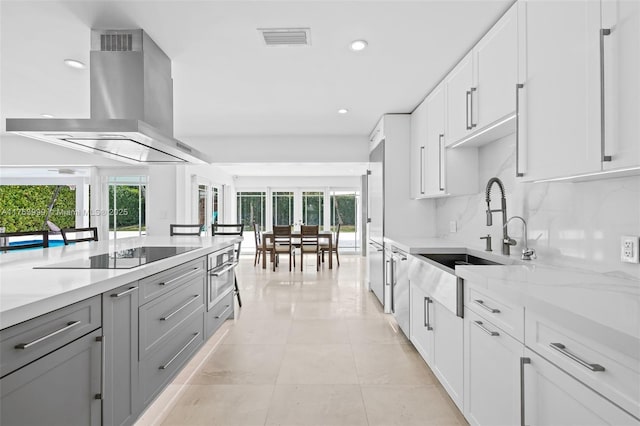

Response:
(207, 247), (238, 310)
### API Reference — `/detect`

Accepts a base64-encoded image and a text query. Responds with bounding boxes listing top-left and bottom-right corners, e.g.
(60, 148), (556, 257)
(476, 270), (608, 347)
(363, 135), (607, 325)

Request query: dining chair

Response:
(271, 225), (295, 272)
(212, 223), (245, 308)
(0, 230), (49, 252)
(60, 227), (99, 246)
(321, 223), (341, 267)
(169, 224), (203, 236)
(299, 225), (320, 271)
(252, 222), (266, 266)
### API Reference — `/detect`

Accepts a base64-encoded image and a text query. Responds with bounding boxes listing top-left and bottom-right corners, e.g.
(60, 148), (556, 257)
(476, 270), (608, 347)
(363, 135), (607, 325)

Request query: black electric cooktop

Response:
(35, 246), (199, 270)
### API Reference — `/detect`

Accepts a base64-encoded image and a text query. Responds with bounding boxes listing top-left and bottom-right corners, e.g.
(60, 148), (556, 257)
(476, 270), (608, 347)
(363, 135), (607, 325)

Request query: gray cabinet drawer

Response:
(205, 290), (234, 338)
(139, 275), (205, 359)
(139, 309), (204, 406)
(0, 295), (102, 377)
(139, 257), (206, 304)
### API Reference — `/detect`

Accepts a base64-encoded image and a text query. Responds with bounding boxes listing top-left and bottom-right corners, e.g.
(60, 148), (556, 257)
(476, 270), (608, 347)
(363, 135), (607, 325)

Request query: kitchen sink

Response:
(419, 253), (502, 271)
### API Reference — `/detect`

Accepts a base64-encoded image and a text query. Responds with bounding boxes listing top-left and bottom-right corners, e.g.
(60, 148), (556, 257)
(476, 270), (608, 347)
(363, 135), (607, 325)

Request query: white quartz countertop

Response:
(0, 236), (241, 329)
(384, 236), (640, 358)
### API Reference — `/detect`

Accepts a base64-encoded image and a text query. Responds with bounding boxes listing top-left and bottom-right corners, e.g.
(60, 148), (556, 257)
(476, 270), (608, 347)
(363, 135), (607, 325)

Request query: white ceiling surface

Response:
(218, 162), (368, 177)
(1, 0), (513, 139)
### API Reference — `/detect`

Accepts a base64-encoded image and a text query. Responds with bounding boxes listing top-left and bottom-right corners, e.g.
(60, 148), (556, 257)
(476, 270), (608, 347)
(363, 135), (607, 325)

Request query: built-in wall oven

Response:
(207, 247), (238, 310)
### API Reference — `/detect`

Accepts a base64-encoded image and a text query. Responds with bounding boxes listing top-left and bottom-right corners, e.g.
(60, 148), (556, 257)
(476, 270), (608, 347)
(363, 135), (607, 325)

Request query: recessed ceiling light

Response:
(41, 114), (54, 118)
(338, 108), (349, 114)
(350, 40), (368, 51)
(64, 59), (86, 69)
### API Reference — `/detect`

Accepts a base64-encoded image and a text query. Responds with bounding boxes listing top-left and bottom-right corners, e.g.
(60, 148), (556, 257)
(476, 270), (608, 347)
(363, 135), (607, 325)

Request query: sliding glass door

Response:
(302, 191), (324, 226)
(272, 191), (294, 226)
(330, 190), (359, 252)
(108, 176), (146, 240)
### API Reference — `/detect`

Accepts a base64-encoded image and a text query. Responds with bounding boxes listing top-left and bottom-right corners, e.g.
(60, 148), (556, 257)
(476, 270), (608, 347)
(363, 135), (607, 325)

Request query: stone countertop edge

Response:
(0, 236), (242, 329)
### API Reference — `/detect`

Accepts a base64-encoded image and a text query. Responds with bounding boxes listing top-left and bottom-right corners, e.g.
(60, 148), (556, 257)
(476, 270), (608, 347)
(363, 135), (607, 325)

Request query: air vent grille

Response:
(258, 28), (311, 47)
(100, 34), (133, 51)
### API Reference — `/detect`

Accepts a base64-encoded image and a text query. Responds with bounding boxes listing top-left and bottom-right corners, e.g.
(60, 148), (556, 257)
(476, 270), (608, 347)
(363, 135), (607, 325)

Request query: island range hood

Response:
(6, 29), (210, 164)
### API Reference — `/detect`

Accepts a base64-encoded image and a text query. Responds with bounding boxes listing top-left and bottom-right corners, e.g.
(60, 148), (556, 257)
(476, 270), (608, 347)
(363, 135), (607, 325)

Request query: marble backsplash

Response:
(435, 133), (640, 281)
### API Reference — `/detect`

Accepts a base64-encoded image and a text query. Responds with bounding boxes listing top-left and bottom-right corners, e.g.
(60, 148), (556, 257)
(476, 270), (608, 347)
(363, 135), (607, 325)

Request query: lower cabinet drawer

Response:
(139, 309), (204, 406)
(0, 295), (102, 377)
(525, 310), (640, 419)
(139, 257), (206, 304)
(139, 276), (205, 359)
(205, 290), (234, 338)
(466, 285), (524, 342)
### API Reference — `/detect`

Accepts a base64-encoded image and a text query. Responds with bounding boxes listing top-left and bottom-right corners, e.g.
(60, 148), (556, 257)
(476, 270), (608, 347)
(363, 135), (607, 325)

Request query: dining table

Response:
(260, 230), (334, 269)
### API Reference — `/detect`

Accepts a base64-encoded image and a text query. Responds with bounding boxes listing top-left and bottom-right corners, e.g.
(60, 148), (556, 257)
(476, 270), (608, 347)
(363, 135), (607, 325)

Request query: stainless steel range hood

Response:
(6, 29), (210, 164)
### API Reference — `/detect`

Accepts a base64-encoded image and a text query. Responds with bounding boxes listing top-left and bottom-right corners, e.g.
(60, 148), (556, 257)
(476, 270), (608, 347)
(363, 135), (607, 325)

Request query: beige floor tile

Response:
(265, 384), (368, 426)
(292, 301), (347, 319)
(160, 384), (273, 426)
(287, 319), (351, 344)
(352, 343), (437, 385)
(276, 344), (358, 384)
(361, 385), (466, 426)
(347, 318), (411, 344)
(222, 318), (292, 344)
(189, 344), (286, 385)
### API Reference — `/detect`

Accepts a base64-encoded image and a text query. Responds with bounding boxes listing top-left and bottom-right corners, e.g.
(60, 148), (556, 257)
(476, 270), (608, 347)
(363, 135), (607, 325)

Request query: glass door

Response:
(272, 191), (294, 226)
(330, 190), (360, 252)
(212, 185), (223, 225)
(236, 191), (266, 252)
(302, 191), (324, 227)
(108, 176), (146, 240)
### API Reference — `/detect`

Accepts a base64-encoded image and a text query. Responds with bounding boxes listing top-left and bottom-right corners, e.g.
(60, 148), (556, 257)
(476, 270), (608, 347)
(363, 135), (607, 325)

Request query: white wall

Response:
(435, 134), (640, 279)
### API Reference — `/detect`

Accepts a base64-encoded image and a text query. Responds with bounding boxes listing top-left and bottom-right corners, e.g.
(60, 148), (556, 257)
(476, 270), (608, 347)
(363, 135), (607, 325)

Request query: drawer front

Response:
(139, 310), (204, 405)
(525, 311), (640, 419)
(205, 290), (234, 338)
(465, 285), (524, 342)
(0, 296), (101, 377)
(139, 257), (206, 304)
(139, 275), (205, 358)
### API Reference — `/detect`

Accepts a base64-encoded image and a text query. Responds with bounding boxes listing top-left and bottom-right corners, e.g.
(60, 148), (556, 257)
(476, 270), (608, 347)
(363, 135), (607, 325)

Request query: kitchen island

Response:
(0, 235), (241, 426)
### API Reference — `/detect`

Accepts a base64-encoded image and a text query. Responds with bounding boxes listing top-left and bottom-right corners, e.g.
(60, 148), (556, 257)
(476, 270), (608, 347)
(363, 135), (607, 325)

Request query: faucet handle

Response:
(522, 248), (536, 260)
(504, 237), (517, 246)
(480, 234), (492, 252)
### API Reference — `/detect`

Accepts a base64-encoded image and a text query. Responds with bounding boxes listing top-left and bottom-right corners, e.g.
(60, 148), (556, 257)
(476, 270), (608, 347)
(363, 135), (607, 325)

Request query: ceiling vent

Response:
(258, 28), (311, 47)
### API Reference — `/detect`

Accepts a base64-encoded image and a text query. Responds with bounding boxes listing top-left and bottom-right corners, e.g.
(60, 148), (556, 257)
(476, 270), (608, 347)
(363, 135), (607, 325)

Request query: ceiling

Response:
(0, 0), (513, 141)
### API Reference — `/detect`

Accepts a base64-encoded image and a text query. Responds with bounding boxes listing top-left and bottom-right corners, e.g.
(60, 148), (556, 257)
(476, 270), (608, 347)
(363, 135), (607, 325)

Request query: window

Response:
(0, 185), (77, 232)
(302, 191), (324, 226)
(272, 191), (294, 226)
(237, 191), (266, 228)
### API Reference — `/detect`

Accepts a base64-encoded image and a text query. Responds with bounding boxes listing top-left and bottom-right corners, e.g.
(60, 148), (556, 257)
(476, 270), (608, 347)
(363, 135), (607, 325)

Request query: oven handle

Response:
(210, 262), (238, 277)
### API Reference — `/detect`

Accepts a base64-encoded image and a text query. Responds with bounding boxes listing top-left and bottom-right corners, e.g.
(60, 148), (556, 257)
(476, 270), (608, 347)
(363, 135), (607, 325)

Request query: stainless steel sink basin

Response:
(419, 253), (502, 272)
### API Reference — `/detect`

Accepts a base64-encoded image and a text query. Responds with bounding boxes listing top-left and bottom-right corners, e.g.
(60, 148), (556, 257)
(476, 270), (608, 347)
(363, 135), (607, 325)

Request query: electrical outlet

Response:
(621, 236), (640, 263)
(449, 220), (457, 233)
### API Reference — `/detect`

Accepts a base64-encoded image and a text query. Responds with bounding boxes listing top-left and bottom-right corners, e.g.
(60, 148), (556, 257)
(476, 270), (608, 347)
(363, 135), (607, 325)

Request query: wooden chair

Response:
(169, 224), (203, 236)
(212, 223), (245, 308)
(299, 225), (320, 271)
(271, 225), (295, 272)
(60, 227), (98, 246)
(0, 230), (49, 252)
(320, 223), (341, 267)
(252, 222), (266, 266)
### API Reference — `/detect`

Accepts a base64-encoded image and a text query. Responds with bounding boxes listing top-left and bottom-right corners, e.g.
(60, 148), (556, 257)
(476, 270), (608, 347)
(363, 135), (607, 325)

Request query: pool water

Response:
(7, 239), (67, 250)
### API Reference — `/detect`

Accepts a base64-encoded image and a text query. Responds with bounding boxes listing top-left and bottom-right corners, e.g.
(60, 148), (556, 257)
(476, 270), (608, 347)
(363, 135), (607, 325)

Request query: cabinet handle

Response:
(424, 296), (433, 330)
(470, 87), (477, 128)
(159, 332), (200, 370)
(14, 320), (81, 349)
(215, 304), (232, 319)
(160, 295), (200, 321)
(95, 335), (105, 400)
(473, 320), (499, 336)
(465, 90), (472, 130)
(210, 262), (237, 277)
(515, 83), (525, 177)
(159, 267), (201, 286)
(438, 134), (445, 191)
(385, 260), (392, 286)
(473, 299), (500, 314)
(600, 28), (612, 162)
(110, 286), (138, 298)
(549, 342), (605, 372)
(520, 357), (531, 426)
(420, 146), (425, 194)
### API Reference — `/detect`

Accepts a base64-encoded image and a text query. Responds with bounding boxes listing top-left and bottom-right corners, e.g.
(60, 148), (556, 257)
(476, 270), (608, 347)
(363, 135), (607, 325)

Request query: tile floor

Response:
(136, 255), (468, 426)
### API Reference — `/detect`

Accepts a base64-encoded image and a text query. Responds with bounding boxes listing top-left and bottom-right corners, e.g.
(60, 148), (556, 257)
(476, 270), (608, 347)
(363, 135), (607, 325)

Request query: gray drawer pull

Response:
(160, 295), (200, 321)
(159, 332), (200, 370)
(215, 304), (232, 319)
(110, 286), (138, 298)
(474, 320), (499, 336)
(210, 262), (238, 277)
(474, 299), (501, 314)
(15, 320), (81, 349)
(159, 267), (201, 286)
(549, 343), (605, 372)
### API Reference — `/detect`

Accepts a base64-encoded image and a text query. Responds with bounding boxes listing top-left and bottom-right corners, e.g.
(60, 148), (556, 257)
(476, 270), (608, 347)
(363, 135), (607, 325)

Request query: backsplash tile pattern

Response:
(435, 134), (640, 280)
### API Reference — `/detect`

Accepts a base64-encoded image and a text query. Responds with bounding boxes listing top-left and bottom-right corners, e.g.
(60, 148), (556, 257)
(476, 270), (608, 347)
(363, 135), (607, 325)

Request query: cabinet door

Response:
(519, 0), (602, 181)
(103, 284), (140, 426)
(523, 348), (639, 425)
(409, 283), (434, 365)
(432, 301), (463, 409)
(602, 0), (640, 170)
(425, 85), (446, 195)
(464, 309), (522, 426)
(0, 329), (102, 426)
(475, 4), (518, 128)
(410, 99), (428, 198)
(446, 52), (474, 145)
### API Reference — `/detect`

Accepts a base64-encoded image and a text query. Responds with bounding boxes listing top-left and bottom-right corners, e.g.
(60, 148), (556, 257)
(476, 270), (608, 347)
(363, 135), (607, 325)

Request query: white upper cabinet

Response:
(445, 52), (475, 146)
(425, 85), (446, 196)
(602, 0), (640, 170)
(410, 99), (428, 199)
